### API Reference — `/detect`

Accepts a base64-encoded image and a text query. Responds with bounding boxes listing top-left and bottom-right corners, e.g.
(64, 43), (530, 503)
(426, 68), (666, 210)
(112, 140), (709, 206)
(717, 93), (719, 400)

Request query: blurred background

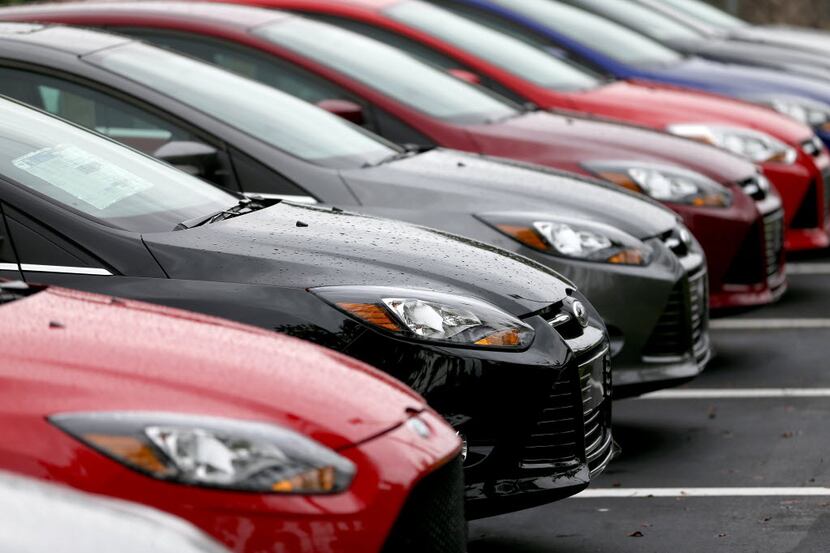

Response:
(709, 0), (830, 28)
(0, 0), (826, 28)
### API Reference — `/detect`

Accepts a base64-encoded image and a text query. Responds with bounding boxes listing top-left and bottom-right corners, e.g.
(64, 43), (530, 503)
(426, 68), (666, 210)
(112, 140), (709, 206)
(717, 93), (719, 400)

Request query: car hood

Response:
(340, 148), (677, 240)
(575, 80), (814, 145)
(466, 111), (755, 184)
(645, 57), (830, 105)
(0, 285), (428, 450)
(143, 202), (571, 315)
(730, 26), (830, 56)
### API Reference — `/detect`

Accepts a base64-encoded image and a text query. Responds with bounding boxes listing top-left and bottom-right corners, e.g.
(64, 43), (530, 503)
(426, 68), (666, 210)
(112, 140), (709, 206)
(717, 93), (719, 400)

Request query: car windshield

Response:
(489, 0), (684, 67)
(566, 0), (704, 41)
(0, 98), (236, 232)
(386, 1), (602, 91)
(254, 16), (518, 124)
(85, 42), (399, 169)
(661, 0), (748, 29)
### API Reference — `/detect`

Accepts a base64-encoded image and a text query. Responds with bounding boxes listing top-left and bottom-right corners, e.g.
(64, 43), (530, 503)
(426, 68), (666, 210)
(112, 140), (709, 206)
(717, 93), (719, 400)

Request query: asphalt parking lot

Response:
(471, 258), (830, 553)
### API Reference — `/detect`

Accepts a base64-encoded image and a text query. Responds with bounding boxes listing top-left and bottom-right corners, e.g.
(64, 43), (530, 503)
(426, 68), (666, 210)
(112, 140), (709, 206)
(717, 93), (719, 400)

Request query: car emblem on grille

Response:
(407, 417), (431, 439)
(572, 301), (588, 327)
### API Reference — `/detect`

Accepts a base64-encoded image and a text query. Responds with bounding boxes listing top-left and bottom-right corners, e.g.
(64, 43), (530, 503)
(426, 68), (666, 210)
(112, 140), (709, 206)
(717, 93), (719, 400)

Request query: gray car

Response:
(0, 23), (709, 397)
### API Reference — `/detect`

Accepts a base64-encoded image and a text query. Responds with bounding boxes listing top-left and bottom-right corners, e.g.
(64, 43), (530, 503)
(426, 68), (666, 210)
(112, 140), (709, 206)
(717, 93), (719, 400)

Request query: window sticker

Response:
(12, 144), (153, 210)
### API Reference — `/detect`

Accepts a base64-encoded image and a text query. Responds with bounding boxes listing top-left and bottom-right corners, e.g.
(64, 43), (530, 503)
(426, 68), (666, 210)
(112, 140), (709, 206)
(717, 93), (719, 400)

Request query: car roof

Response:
(0, 1), (291, 30)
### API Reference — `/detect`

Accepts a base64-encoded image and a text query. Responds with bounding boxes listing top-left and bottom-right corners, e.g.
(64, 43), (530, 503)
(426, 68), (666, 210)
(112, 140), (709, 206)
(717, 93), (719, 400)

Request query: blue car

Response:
(431, 0), (830, 147)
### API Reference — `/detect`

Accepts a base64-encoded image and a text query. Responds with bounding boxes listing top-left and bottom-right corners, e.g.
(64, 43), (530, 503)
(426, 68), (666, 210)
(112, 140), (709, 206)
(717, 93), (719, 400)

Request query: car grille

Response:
(381, 456), (467, 553)
(519, 369), (582, 470)
(520, 339), (612, 475)
(688, 269), (708, 360)
(578, 345), (613, 475)
(763, 210), (785, 278)
(643, 268), (708, 360)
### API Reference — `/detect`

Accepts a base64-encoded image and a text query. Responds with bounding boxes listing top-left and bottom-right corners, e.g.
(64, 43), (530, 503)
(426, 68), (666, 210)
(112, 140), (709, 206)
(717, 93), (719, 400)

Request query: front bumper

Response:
(613, 258), (711, 398)
(491, 232), (709, 399)
(338, 297), (612, 519)
(669, 186), (787, 310)
(765, 147), (830, 252)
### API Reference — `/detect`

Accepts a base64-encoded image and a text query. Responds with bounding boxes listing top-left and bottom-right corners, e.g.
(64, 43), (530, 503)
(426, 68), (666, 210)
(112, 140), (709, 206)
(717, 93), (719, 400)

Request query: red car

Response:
(214, 0), (830, 254)
(6, 2), (787, 309)
(0, 281), (464, 553)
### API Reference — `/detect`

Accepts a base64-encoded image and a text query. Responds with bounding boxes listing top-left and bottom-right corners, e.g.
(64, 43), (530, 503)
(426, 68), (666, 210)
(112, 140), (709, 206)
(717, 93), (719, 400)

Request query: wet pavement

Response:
(471, 264), (830, 553)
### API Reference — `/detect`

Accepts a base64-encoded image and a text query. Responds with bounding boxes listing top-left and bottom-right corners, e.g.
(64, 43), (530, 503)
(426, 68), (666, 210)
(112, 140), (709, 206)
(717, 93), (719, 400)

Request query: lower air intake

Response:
(381, 456), (467, 553)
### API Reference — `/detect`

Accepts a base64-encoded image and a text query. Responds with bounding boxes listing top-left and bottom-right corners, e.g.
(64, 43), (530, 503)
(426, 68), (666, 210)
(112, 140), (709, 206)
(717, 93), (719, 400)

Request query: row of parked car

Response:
(3, 0), (830, 551)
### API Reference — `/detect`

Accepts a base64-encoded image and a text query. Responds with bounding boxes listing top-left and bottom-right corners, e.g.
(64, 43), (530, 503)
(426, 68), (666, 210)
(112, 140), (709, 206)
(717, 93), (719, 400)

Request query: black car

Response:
(0, 22), (708, 398)
(0, 95), (613, 518)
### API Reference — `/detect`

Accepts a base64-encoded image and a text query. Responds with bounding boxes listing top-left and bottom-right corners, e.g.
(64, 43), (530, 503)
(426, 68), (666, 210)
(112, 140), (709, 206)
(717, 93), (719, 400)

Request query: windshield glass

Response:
(86, 42), (398, 168)
(254, 17), (518, 124)
(386, 1), (601, 91)
(489, 0), (684, 66)
(0, 99), (236, 232)
(567, 0), (703, 41)
(662, 0), (748, 29)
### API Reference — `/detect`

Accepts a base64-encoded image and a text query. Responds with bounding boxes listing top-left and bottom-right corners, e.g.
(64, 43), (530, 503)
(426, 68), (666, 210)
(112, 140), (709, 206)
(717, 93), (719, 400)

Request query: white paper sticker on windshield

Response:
(13, 144), (153, 210)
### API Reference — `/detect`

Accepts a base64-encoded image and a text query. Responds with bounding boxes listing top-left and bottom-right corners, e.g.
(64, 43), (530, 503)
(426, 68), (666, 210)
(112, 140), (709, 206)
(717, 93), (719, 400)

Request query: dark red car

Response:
(7, 1), (788, 309)
(0, 281), (464, 553)
(222, 0), (829, 253)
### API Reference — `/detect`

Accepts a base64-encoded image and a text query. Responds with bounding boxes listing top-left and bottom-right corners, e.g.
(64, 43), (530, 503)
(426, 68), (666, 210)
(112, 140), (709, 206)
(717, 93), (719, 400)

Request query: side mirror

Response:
(447, 68), (482, 85)
(317, 99), (365, 125)
(153, 141), (219, 177)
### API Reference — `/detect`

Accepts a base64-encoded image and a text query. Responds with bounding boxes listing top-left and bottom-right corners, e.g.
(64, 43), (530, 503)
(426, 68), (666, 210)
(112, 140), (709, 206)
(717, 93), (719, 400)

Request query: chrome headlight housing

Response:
(667, 124), (797, 164)
(51, 412), (356, 494)
(313, 286), (534, 348)
(583, 161), (733, 207)
(478, 213), (653, 266)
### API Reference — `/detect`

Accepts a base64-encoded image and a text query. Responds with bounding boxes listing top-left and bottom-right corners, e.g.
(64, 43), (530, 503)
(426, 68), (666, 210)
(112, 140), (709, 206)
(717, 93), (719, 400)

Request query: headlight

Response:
(478, 213), (653, 266)
(760, 96), (830, 127)
(313, 286), (534, 348)
(51, 412), (356, 494)
(583, 161), (733, 207)
(667, 124), (797, 164)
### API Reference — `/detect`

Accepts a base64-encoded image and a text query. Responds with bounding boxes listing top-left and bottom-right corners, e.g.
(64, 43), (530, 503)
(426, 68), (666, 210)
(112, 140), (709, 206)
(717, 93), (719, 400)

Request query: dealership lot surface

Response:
(471, 265), (830, 552)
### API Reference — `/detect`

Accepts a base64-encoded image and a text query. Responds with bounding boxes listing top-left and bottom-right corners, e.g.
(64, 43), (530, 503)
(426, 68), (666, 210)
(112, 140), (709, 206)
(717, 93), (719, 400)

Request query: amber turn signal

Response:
(495, 224), (549, 251)
(336, 303), (401, 331)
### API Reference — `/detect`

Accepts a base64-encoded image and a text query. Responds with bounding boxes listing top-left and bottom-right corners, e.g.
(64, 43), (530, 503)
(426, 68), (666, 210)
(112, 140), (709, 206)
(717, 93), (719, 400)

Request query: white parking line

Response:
(710, 319), (830, 330)
(788, 262), (830, 275)
(638, 388), (830, 399)
(574, 487), (830, 498)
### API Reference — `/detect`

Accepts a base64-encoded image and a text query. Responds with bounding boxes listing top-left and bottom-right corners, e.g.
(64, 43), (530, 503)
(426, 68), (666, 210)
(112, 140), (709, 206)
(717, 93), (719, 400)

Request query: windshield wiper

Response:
(363, 144), (435, 168)
(174, 197), (276, 231)
(486, 102), (540, 124)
